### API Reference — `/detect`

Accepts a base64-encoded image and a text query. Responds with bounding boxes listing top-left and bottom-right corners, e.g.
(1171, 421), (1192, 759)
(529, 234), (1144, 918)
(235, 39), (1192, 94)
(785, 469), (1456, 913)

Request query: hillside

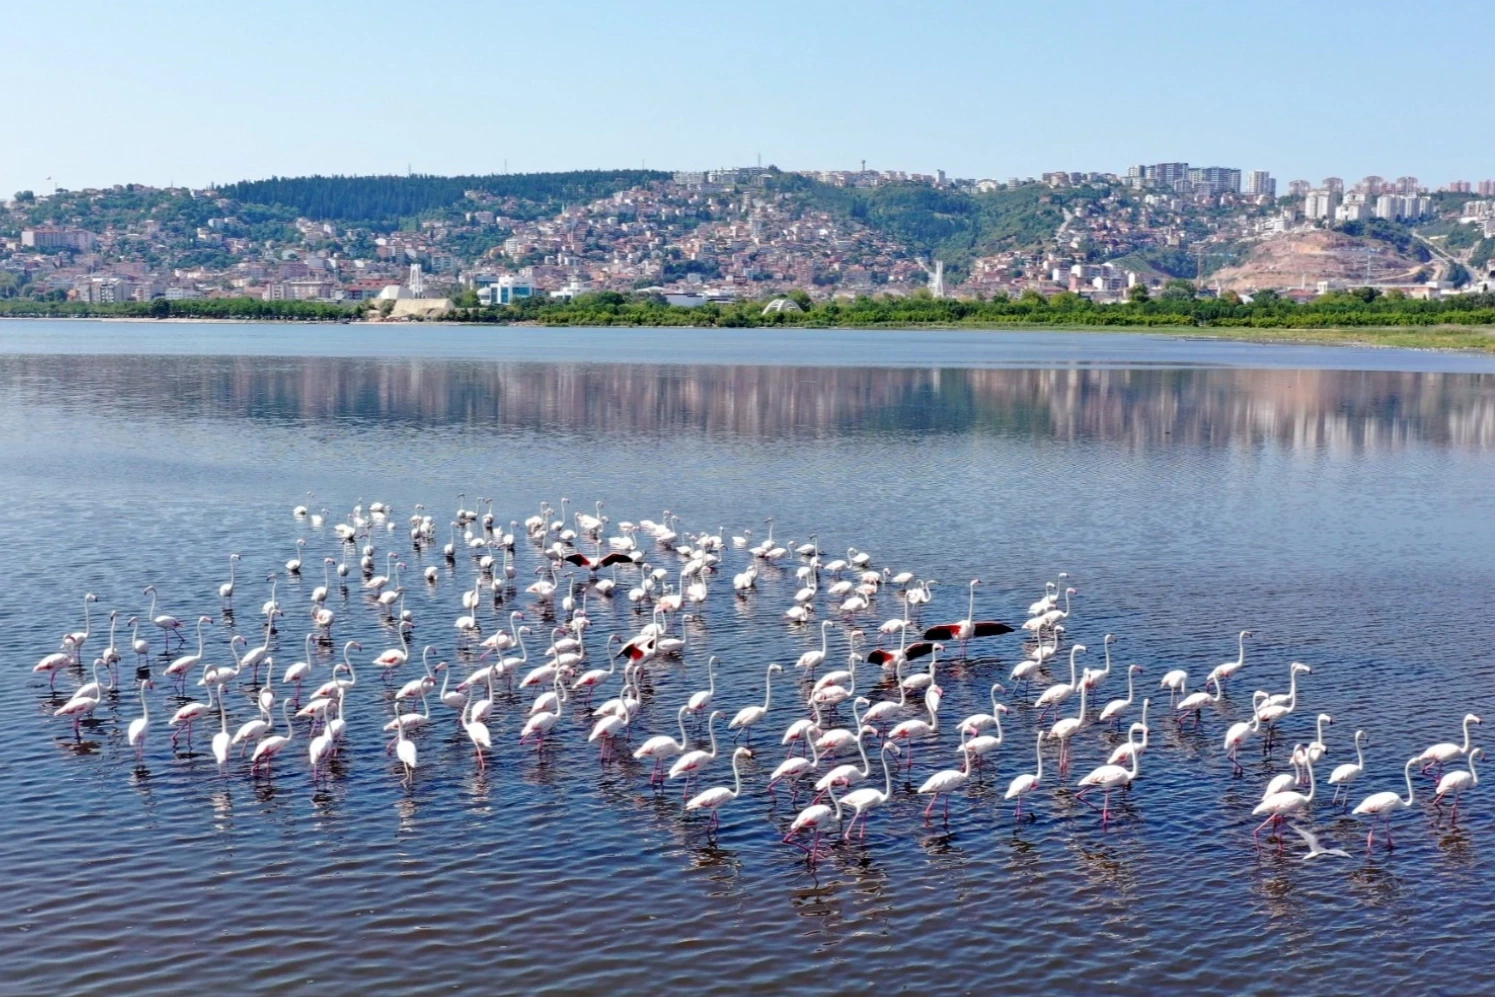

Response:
(767, 174), (1103, 277)
(219, 171), (669, 227)
(1210, 229), (1430, 292)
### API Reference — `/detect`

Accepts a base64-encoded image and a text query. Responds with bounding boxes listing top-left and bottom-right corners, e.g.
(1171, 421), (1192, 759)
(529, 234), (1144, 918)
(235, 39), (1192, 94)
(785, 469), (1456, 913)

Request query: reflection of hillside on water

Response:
(5, 355), (1494, 450)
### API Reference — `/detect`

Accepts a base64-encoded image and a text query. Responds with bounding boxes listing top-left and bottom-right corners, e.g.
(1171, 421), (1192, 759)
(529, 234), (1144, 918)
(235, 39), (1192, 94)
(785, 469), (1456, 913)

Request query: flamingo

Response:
(1100, 664), (1144, 727)
(668, 710), (724, 794)
(99, 610), (121, 671)
(462, 694), (492, 769)
(728, 663), (781, 741)
(211, 686), (232, 766)
(33, 649), (74, 689)
(887, 673), (943, 770)
(1351, 756), (1418, 850)
(143, 584), (184, 648)
(634, 704), (692, 783)
(129, 616), (149, 662)
(959, 682), (1009, 737)
(1076, 722), (1145, 825)
(1415, 713), (1482, 778)
(121, 677), (152, 761)
(1159, 666), (1189, 707)
(283, 633), (317, 698)
(308, 702), (335, 775)
(768, 736), (822, 800)
(1305, 713), (1333, 764)
(1107, 698), (1152, 767)
(813, 698), (876, 796)
(1223, 692), (1269, 775)
(1005, 730), (1046, 820)
(1252, 746), (1316, 850)
(251, 700), (295, 774)
(1010, 624), (1064, 697)
(1208, 629), (1252, 687)
(219, 552), (241, 604)
(686, 655), (719, 720)
(61, 592), (97, 662)
(783, 795), (837, 861)
(917, 744), (975, 820)
(1254, 663), (1311, 747)
(1035, 643), (1087, 721)
(861, 660), (909, 729)
(1433, 747), (1482, 824)
(920, 578), (1013, 653)
(311, 557), (336, 604)
(796, 620), (834, 674)
(1047, 678), (1090, 774)
(164, 615), (213, 685)
(519, 675), (566, 748)
(1328, 730), (1368, 807)
(393, 701), (418, 784)
(1175, 673), (1222, 728)
(54, 666), (105, 738)
(1079, 633), (1115, 691)
(588, 705), (628, 760)
(838, 742), (897, 840)
(373, 624), (410, 672)
(960, 701), (1008, 766)
(168, 694), (212, 748)
(686, 746), (753, 831)
(1026, 582), (1057, 617)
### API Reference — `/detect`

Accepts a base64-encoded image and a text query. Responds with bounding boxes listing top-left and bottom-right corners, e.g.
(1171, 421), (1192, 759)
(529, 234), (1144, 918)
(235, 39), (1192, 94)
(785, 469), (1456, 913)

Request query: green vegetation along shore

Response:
(3, 287), (1494, 351)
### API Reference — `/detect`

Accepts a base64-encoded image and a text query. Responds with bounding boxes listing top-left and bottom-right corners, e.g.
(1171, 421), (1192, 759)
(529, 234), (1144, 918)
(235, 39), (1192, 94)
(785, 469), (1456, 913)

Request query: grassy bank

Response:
(3, 291), (1495, 352)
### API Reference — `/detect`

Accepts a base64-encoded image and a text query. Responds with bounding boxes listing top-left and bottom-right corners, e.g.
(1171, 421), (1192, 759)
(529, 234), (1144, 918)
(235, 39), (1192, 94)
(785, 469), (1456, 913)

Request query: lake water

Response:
(4, 321), (1495, 996)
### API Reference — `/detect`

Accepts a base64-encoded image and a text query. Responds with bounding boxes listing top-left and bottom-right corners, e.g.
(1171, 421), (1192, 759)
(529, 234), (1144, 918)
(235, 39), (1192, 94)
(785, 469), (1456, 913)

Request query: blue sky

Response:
(1, 0), (1490, 195)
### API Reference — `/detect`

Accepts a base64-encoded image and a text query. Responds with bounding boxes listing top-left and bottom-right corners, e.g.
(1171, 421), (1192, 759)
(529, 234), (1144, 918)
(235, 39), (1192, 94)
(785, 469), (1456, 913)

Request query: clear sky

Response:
(2, 0), (1490, 196)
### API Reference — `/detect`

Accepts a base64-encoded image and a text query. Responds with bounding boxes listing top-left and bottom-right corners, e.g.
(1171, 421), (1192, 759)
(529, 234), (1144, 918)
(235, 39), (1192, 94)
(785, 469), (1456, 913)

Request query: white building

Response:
(476, 274), (534, 306)
(1303, 189), (1341, 221)
(1245, 170), (1276, 197)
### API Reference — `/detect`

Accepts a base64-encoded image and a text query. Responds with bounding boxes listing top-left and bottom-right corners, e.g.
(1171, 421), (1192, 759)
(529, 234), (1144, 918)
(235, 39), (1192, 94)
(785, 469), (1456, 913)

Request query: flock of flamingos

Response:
(34, 496), (1484, 860)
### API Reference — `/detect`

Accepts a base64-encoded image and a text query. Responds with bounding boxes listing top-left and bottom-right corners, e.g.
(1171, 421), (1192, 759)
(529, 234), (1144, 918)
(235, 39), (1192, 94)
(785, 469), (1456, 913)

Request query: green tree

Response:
(1127, 283), (1150, 303)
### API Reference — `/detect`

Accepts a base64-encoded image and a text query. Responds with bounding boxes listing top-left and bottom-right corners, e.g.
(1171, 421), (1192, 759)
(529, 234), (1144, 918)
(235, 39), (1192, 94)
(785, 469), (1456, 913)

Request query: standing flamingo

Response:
(1351, 756), (1418, 850)
(685, 746), (753, 831)
(1005, 730), (1046, 820)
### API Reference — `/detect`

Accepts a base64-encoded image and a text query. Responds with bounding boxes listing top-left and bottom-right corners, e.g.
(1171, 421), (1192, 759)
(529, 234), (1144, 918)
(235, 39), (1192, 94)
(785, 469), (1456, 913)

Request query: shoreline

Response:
(3, 314), (1494, 354)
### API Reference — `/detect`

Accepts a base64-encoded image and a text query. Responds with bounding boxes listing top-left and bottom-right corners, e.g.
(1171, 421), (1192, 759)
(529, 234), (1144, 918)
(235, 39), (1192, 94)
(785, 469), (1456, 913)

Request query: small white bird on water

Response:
(1289, 823), (1349, 861)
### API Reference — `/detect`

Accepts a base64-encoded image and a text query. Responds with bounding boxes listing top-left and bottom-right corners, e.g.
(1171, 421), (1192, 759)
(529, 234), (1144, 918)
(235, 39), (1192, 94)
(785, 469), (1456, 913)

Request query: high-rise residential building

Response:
(1478, 180), (1495, 196)
(1359, 176), (1384, 195)
(1395, 176), (1420, 195)
(1445, 180), (1472, 194)
(1322, 177), (1344, 194)
(1304, 189), (1342, 221)
(1186, 166), (1242, 195)
(1246, 170), (1277, 197)
(1374, 194), (1404, 220)
(1288, 179), (1312, 198)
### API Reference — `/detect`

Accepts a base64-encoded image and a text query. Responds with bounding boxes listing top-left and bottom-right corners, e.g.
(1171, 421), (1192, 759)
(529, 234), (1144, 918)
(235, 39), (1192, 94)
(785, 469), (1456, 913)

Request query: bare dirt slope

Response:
(1211, 230), (1426, 292)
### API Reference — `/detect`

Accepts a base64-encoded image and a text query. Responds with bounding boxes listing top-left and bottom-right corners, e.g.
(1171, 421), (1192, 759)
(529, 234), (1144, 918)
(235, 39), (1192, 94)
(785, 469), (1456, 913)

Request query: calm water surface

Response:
(3, 321), (1494, 996)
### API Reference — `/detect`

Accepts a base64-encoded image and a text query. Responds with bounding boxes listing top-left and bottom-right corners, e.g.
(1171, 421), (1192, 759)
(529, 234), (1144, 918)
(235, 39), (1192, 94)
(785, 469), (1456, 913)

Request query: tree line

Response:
(219, 171), (670, 227)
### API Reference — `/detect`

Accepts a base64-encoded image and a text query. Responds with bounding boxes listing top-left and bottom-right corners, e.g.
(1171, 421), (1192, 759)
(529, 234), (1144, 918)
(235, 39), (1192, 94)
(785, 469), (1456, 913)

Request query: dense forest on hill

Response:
(219, 170), (670, 226)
